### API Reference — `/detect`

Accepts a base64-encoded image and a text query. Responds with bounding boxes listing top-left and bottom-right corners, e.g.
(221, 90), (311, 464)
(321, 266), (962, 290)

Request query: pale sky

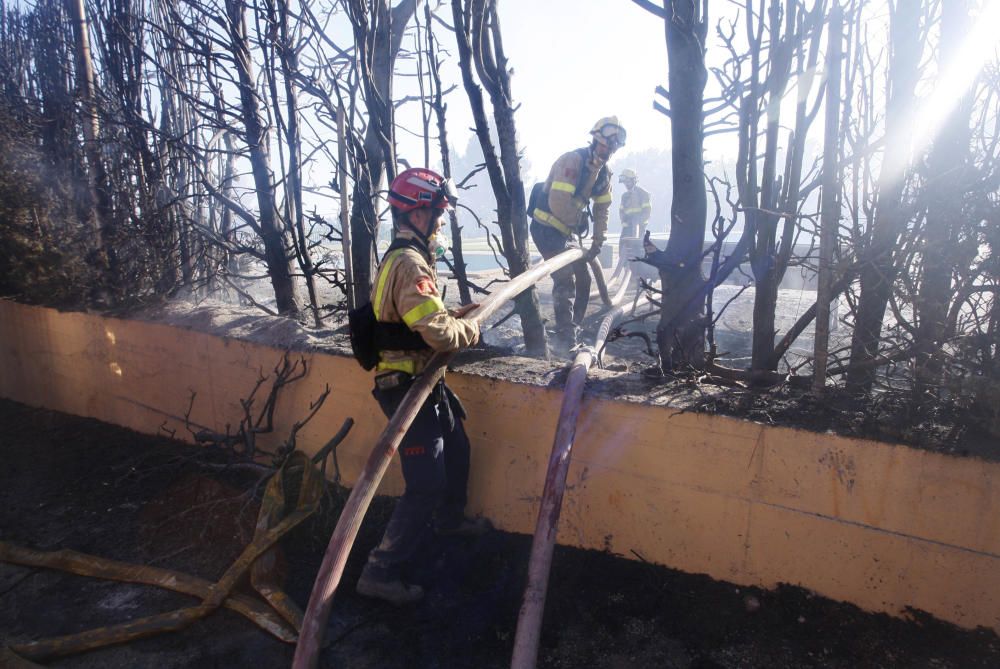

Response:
(400, 0), (674, 182)
(495, 0), (673, 179)
(300, 0), (999, 223)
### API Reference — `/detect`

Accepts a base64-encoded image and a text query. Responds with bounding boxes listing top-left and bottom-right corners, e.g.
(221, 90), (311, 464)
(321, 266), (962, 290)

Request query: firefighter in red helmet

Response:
(355, 167), (490, 605)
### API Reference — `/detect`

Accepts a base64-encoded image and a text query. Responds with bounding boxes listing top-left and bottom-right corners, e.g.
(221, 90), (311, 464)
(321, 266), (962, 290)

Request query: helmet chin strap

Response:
(589, 142), (609, 164)
(399, 213), (433, 252)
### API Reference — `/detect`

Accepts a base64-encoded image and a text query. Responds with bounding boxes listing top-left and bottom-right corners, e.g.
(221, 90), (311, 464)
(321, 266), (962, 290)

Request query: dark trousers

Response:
(530, 220), (591, 340)
(364, 377), (470, 581)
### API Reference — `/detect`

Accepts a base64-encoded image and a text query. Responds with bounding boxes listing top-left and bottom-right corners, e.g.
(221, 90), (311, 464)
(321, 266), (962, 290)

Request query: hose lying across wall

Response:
(510, 263), (635, 669)
(293, 248), (587, 669)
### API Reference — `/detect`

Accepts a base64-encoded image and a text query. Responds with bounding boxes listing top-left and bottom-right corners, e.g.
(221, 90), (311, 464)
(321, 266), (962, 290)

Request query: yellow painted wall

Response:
(2, 300), (998, 633)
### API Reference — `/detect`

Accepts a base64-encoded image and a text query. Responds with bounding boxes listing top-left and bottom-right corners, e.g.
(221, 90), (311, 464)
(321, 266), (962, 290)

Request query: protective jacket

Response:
(370, 229), (479, 376)
(531, 148), (613, 244)
(619, 185), (651, 236)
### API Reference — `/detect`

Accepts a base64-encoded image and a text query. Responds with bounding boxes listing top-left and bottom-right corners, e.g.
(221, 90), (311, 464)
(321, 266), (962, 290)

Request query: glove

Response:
(469, 321), (481, 346)
(451, 302), (480, 319)
(585, 241), (602, 261)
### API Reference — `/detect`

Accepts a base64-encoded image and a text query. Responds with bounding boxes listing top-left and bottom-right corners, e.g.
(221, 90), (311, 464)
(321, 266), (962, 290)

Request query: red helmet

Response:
(388, 168), (457, 213)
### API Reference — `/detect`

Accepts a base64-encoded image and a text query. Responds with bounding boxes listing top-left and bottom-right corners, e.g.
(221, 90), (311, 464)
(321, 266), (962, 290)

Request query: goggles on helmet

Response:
(431, 178), (459, 209)
(595, 124), (627, 150)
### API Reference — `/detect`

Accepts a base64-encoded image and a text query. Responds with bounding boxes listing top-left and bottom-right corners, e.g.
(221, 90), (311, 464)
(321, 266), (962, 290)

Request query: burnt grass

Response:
(1, 398), (998, 668)
(678, 380), (1000, 461)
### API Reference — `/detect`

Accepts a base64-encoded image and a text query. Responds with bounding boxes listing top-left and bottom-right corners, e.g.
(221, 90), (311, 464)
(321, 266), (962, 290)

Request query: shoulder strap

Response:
(385, 236), (425, 257)
(593, 164), (610, 197)
(371, 237), (431, 352)
(572, 147), (610, 199)
(374, 236), (431, 316)
(373, 248), (406, 320)
(573, 148), (591, 196)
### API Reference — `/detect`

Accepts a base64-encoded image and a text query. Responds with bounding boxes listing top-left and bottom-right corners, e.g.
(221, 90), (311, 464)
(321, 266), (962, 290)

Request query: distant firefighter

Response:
(617, 168), (657, 284)
(529, 116), (626, 351)
(618, 168), (651, 240)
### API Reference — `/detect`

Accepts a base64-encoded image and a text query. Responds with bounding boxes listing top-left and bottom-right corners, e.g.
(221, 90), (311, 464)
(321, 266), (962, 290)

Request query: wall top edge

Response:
(4, 299), (995, 466)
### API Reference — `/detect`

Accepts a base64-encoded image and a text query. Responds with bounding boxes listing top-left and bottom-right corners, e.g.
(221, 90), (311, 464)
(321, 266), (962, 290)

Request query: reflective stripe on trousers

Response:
(530, 207), (575, 236)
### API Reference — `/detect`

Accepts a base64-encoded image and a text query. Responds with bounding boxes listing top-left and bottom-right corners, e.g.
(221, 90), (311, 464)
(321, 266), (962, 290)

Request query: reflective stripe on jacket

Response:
(370, 230), (479, 375)
(531, 148), (612, 244)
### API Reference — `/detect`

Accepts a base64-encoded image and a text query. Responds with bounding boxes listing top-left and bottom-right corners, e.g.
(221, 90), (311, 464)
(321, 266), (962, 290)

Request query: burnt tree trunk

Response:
(913, 0), (973, 396)
(746, 0), (826, 374)
(425, 4), (472, 305)
(347, 0), (416, 303)
(478, 0), (546, 354)
(813, 2), (844, 392)
(273, 0), (321, 326)
(748, 0), (796, 373)
(452, 0), (547, 355)
(654, 0), (709, 371)
(66, 0), (111, 261)
(226, 0), (298, 315)
(744, 0), (796, 369)
(846, 0), (922, 391)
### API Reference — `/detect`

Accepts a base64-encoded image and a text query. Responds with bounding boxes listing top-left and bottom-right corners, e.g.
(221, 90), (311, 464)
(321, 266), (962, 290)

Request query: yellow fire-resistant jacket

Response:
(619, 186), (651, 236)
(533, 148), (613, 244)
(370, 229), (479, 376)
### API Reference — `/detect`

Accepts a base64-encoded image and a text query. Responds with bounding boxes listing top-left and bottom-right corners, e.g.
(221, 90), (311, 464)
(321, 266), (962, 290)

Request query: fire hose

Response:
(0, 418), (354, 663)
(293, 248), (587, 669)
(1, 449), (326, 663)
(511, 265), (635, 669)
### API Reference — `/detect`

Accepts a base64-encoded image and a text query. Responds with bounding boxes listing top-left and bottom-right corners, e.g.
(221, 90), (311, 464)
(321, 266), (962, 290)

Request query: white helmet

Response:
(590, 116), (626, 151)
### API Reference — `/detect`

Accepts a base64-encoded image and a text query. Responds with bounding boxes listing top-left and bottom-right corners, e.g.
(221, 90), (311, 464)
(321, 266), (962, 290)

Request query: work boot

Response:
(434, 516), (494, 538)
(356, 569), (424, 605)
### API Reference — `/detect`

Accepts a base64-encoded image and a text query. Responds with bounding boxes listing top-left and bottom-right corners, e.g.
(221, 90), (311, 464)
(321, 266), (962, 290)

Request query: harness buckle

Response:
(375, 371), (412, 391)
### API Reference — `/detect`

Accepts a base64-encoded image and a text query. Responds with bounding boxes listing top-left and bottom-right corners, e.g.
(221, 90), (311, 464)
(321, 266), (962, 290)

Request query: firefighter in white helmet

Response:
(529, 116), (626, 351)
(618, 168), (651, 241)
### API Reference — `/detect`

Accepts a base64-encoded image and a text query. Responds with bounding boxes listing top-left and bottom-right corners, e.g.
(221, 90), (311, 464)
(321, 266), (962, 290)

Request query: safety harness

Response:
(530, 148), (611, 237)
(347, 237), (432, 372)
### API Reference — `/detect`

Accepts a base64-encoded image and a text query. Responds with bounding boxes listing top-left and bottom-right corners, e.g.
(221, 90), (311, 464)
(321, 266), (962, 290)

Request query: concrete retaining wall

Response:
(1, 300), (998, 632)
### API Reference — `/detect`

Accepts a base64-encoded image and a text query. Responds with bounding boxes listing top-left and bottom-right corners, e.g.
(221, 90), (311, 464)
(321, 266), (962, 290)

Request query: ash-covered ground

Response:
(2, 399), (998, 669)
(136, 260), (840, 379)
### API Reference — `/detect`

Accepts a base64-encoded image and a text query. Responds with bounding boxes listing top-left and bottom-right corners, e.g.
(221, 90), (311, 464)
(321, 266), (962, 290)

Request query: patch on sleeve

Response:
(415, 276), (437, 296)
(563, 167), (578, 180)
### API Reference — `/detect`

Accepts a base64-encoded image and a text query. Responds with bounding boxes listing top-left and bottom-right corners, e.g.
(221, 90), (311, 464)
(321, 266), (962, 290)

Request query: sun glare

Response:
(909, 1), (1000, 156)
